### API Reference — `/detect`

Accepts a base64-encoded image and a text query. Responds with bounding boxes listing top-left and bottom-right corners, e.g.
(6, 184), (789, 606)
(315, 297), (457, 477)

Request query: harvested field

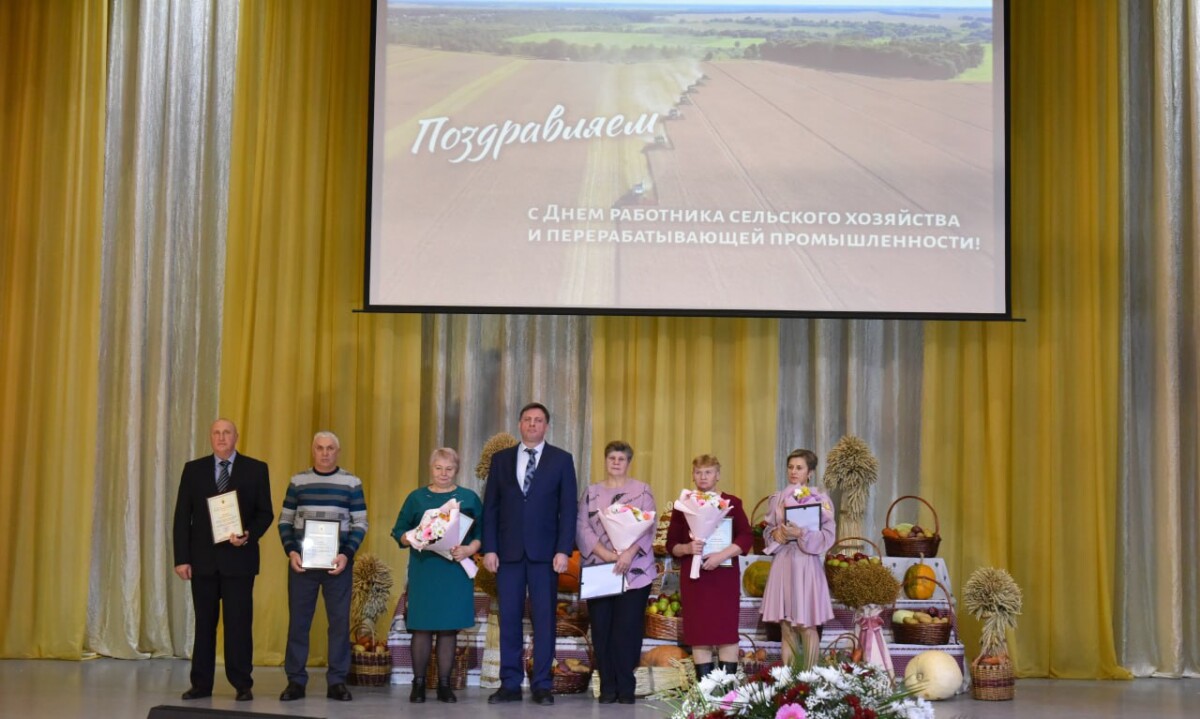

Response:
(373, 48), (1002, 314)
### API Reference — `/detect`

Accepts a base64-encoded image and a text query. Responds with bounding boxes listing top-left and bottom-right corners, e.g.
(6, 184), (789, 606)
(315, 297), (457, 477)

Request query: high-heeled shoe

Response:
(409, 677), (426, 703)
(436, 681), (457, 703)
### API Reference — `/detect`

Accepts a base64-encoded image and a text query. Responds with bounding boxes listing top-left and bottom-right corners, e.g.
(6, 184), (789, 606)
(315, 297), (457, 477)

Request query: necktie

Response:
(522, 448), (537, 495)
(217, 460), (231, 493)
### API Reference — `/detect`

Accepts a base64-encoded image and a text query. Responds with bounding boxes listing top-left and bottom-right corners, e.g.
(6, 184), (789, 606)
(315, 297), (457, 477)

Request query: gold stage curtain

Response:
(0, 0), (108, 658)
(223, 0), (419, 664)
(590, 317), (779, 513)
(920, 0), (1127, 678)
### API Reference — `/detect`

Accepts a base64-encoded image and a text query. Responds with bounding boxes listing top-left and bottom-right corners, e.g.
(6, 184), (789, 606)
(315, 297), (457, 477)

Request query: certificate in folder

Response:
(702, 517), (734, 567)
(784, 503), (821, 533)
(580, 562), (626, 599)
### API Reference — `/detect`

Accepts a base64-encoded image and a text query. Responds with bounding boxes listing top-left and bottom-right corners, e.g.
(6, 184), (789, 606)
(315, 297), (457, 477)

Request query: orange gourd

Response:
(558, 550), (582, 592)
(903, 556), (936, 600)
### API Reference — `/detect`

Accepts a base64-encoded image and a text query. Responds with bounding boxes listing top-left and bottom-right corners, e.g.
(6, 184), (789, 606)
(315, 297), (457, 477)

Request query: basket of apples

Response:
(881, 495), (942, 557)
(644, 591), (683, 640)
(823, 536), (883, 587)
(348, 629), (391, 686)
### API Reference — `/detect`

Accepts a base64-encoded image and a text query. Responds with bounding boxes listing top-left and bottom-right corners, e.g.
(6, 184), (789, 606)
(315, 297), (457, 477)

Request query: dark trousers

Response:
(284, 562), (354, 685)
(588, 585), (652, 698)
(190, 574), (255, 691)
(497, 558), (557, 691)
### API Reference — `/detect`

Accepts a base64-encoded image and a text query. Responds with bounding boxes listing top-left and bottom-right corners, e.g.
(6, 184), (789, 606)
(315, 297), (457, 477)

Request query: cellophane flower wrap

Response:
(404, 497), (478, 578)
(598, 502), (656, 552)
(673, 489), (733, 579)
(669, 662), (933, 719)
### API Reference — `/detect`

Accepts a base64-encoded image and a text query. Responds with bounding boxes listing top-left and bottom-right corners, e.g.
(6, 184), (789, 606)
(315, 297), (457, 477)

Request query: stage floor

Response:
(0, 658), (1197, 719)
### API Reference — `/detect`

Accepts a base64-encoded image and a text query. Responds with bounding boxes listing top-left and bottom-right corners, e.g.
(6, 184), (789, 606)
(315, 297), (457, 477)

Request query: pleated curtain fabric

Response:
(1116, 0), (1200, 678)
(85, 0), (241, 661)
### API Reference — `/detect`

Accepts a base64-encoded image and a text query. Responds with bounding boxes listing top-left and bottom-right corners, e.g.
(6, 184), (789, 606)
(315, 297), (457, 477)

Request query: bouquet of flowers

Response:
(790, 486), (815, 505)
(598, 502), (657, 552)
(404, 498), (477, 578)
(674, 489), (733, 579)
(669, 661), (932, 719)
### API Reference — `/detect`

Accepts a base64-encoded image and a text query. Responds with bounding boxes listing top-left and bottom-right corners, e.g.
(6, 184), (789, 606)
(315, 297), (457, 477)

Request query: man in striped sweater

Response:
(277, 431), (368, 703)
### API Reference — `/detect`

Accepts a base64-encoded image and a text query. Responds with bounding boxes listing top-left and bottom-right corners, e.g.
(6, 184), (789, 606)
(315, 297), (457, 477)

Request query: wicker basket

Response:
(891, 579), (955, 645)
(347, 629), (390, 687)
(739, 633), (771, 676)
(653, 509), (673, 556)
(823, 536), (883, 587)
(644, 611), (684, 641)
(526, 624), (594, 694)
(823, 632), (862, 665)
(882, 496), (942, 557)
(556, 570), (590, 635)
(970, 656), (1015, 700)
(422, 642), (471, 689)
(591, 657), (695, 698)
(750, 496), (770, 555)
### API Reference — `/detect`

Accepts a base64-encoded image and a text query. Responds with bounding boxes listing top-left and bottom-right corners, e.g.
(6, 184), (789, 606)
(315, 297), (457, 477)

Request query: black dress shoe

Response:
(327, 683), (352, 701)
(279, 682), (306, 701)
(598, 693), (618, 704)
(235, 688), (254, 702)
(180, 687), (211, 700)
(617, 695), (635, 705)
(532, 689), (555, 705)
(487, 688), (522, 704)
(410, 677), (426, 703)
(436, 682), (457, 703)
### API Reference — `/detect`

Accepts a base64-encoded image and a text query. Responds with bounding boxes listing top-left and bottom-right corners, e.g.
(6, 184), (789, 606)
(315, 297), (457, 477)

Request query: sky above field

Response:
(392, 1), (993, 8)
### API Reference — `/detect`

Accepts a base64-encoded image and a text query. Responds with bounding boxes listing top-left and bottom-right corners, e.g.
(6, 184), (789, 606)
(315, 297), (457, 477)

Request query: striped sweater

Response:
(278, 467), (368, 559)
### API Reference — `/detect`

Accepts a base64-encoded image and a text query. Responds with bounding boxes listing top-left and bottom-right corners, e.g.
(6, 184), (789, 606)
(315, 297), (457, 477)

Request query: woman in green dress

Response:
(391, 447), (483, 704)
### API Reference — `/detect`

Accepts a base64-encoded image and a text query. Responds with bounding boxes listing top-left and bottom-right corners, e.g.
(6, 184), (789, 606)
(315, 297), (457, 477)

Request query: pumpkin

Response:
(903, 650), (962, 700)
(558, 550), (582, 592)
(903, 556), (936, 600)
(741, 559), (772, 598)
(640, 645), (689, 667)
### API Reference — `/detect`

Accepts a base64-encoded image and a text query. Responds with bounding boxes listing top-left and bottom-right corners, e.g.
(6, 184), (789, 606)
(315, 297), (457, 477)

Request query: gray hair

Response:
(312, 431), (340, 449)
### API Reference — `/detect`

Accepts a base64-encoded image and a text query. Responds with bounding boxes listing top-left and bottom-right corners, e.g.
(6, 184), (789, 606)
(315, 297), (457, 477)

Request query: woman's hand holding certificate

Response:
(673, 489), (732, 579)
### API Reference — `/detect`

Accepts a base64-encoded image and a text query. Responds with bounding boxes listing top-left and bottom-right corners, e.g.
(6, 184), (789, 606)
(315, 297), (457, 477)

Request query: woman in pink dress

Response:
(760, 449), (836, 667)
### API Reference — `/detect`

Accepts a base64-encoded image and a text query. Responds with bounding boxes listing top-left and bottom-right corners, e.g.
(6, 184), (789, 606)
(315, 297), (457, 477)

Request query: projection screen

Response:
(365, 0), (1009, 318)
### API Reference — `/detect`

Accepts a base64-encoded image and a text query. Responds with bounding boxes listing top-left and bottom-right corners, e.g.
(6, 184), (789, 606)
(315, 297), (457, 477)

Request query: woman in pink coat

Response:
(760, 449), (836, 667)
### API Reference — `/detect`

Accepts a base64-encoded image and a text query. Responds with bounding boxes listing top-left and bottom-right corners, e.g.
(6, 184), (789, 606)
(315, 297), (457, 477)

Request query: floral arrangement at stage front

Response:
(667, 661), (933, 719)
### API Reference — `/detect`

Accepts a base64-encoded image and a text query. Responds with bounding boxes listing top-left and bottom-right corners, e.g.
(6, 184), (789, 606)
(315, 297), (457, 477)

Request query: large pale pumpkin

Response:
(903, 558), (936, 600)
(904, 650), (962, 700)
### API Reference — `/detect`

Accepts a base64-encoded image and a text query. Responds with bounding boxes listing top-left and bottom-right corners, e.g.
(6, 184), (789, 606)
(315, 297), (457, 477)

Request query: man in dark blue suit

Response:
(482, 402), (578, 706)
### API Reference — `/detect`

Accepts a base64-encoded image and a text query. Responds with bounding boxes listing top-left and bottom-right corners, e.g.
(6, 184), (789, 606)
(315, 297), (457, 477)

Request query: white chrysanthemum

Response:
(894, 697), (936, 719)
(769, 664), (793, 684)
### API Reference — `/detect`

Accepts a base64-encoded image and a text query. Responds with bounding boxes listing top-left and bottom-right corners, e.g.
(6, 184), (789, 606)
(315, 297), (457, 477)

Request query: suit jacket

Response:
(482, 443), (577, 563)
(173, 452), (274, 577)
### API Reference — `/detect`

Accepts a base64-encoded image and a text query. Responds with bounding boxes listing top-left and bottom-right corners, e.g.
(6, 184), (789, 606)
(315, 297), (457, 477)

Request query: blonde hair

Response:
(429, 447), (459, 467)
(692, 453), (721, 471)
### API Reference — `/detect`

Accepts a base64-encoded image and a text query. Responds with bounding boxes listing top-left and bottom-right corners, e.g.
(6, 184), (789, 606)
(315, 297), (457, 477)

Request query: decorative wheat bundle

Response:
(829, 561), (900, 676)
(962, 567), (1022, 660)
(351, 553), (394, 638)
(474, 432), (518, 597)
(475, 432), (518, 480)
(824, 435), (879, 544)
